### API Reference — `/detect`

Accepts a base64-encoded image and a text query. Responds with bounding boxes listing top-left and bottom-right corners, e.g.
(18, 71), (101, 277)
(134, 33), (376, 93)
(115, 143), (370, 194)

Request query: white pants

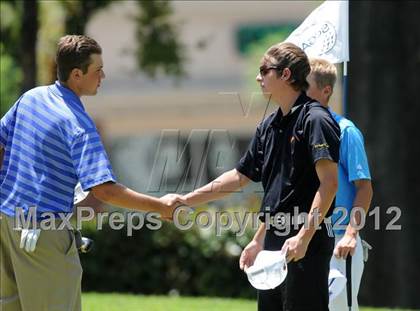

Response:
(329, 234), (364, 311)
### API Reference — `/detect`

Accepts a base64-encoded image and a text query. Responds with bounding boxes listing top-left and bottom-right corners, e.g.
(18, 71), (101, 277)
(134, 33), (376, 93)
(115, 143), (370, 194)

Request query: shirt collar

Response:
(50, 81), (85, 109)
(271, 92), (311, 127)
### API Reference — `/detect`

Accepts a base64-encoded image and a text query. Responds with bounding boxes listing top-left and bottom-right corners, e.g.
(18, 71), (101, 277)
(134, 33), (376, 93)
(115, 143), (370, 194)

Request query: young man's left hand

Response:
(334, 233), (357, 259)
(282, 235), (310, 263)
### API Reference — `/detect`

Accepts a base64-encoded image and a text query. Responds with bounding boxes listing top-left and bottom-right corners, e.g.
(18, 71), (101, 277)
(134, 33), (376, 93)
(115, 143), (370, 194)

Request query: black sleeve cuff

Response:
(235, 163), (261, 183)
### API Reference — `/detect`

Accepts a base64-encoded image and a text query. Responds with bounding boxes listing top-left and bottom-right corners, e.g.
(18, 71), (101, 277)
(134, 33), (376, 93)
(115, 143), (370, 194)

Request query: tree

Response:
(1, 0), (187, 117)
(0, 43), (22, 116)
(21, 0), (38, 93)
(63, 0), (186, 78)
(0, 0), (21, 63)
(349, 1), (420, 309)
(63, 0), (112, 35)
(0, 0), (38, 94)
(134, 0), (185, 78)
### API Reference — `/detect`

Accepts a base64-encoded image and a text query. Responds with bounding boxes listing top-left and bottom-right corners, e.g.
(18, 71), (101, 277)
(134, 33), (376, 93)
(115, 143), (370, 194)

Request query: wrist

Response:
(345, 225), (359, 238)
(252, 236), (263, 245)
(181, 193), (192, 205)
(297, 227), (314, 244)
(252, 223), (266, 244)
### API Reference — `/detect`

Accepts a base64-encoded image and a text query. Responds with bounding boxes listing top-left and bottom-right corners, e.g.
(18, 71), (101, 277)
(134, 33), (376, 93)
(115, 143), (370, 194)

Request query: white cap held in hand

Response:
(245, 250), (288, 290)
(328, 257), (347, 301)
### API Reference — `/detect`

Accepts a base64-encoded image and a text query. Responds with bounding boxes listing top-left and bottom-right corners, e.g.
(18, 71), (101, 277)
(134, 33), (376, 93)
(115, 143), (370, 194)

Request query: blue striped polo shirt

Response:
(0, 81), (116, 217)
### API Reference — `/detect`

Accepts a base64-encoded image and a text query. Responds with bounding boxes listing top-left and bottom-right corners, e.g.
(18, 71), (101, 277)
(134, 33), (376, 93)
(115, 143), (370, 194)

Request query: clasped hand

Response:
(159, 193), (189, 221)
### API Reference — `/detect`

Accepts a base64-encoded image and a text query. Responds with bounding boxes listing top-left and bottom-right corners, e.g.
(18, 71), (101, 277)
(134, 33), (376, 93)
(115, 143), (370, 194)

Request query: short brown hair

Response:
(56, 35), (102, 82)
(309, 58), (337, 90)
(263, 42), (310, 91)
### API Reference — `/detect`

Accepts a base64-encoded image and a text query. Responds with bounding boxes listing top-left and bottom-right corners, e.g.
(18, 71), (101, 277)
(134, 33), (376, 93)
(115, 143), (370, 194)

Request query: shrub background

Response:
(79, 208), (258, 299)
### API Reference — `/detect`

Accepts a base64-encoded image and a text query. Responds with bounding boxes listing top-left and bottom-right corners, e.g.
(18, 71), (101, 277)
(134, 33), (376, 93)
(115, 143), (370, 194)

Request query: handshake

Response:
(158, 193), (191, 220)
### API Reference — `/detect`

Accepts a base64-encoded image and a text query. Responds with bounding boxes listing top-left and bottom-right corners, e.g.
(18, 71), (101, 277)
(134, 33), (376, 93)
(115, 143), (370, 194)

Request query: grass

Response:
(82, 293), (417, 311)
(82, 293), (255, 311)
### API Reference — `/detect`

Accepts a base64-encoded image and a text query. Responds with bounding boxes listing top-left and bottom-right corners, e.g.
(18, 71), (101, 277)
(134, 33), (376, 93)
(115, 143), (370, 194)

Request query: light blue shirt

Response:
(0, 81), (116, 217)
(330, 110), (371, 235)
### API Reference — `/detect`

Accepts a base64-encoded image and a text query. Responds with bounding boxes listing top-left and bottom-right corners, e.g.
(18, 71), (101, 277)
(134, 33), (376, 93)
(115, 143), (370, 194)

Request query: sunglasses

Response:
(259, 65), (282, 76)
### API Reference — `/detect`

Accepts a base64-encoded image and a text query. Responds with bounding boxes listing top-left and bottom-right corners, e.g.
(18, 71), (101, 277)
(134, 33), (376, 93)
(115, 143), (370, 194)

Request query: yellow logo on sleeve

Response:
(313, 143), (329, 149)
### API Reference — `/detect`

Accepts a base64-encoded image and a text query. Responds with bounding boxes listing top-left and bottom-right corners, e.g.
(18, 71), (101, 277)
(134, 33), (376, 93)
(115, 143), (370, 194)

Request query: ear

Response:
(69, 68), (83, 81)
(323, 85), (333, 98)
(280, 68), (292, 80)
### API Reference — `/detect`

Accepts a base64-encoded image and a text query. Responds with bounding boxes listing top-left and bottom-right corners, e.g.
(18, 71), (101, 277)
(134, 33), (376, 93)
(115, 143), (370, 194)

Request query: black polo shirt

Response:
(236, 93), (340, 218)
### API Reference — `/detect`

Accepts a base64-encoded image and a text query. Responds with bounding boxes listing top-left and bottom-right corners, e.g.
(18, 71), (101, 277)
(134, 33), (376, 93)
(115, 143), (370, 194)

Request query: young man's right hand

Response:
(159, 194), (187, 207)
(159, 194), (186, 220)
(239, 240), (263, 270)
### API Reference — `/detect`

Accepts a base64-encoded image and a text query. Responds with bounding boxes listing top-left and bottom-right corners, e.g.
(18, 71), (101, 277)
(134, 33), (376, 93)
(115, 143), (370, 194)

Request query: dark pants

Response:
(258, 223), (334, 311)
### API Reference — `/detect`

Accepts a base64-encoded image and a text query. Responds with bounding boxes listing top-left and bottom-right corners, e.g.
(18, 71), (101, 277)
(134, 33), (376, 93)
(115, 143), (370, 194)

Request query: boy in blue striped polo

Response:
(306, 58), (373, 311)
(0, 35), (176, 311)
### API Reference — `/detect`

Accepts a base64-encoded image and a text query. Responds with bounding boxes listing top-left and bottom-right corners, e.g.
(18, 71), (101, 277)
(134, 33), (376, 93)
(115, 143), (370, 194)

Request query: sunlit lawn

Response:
(82, 293), (417, 311)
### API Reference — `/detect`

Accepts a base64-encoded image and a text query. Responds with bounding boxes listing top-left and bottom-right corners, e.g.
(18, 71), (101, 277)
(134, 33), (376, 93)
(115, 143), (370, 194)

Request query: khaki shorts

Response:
(0, 215), (82, 311)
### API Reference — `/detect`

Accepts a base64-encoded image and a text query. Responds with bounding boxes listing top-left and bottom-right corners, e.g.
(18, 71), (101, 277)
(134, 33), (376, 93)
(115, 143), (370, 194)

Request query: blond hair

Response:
(309, 58), (337, 90)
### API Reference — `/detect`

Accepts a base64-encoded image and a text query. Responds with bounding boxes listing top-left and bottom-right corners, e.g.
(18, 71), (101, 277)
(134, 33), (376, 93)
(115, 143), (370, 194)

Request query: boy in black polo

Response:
(237, 43), (340, 311)
(240, 43), (340, 311)
(165, 42), (340, 311)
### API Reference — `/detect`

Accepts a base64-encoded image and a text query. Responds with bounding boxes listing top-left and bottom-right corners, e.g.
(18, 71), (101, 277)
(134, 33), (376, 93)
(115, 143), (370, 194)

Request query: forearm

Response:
(252, 222), (266, 244)
(298, 181), (337, 242)
(183, 169), (250, 206)
(346, 181), (373, 236)
(92, 182), (164, 213)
